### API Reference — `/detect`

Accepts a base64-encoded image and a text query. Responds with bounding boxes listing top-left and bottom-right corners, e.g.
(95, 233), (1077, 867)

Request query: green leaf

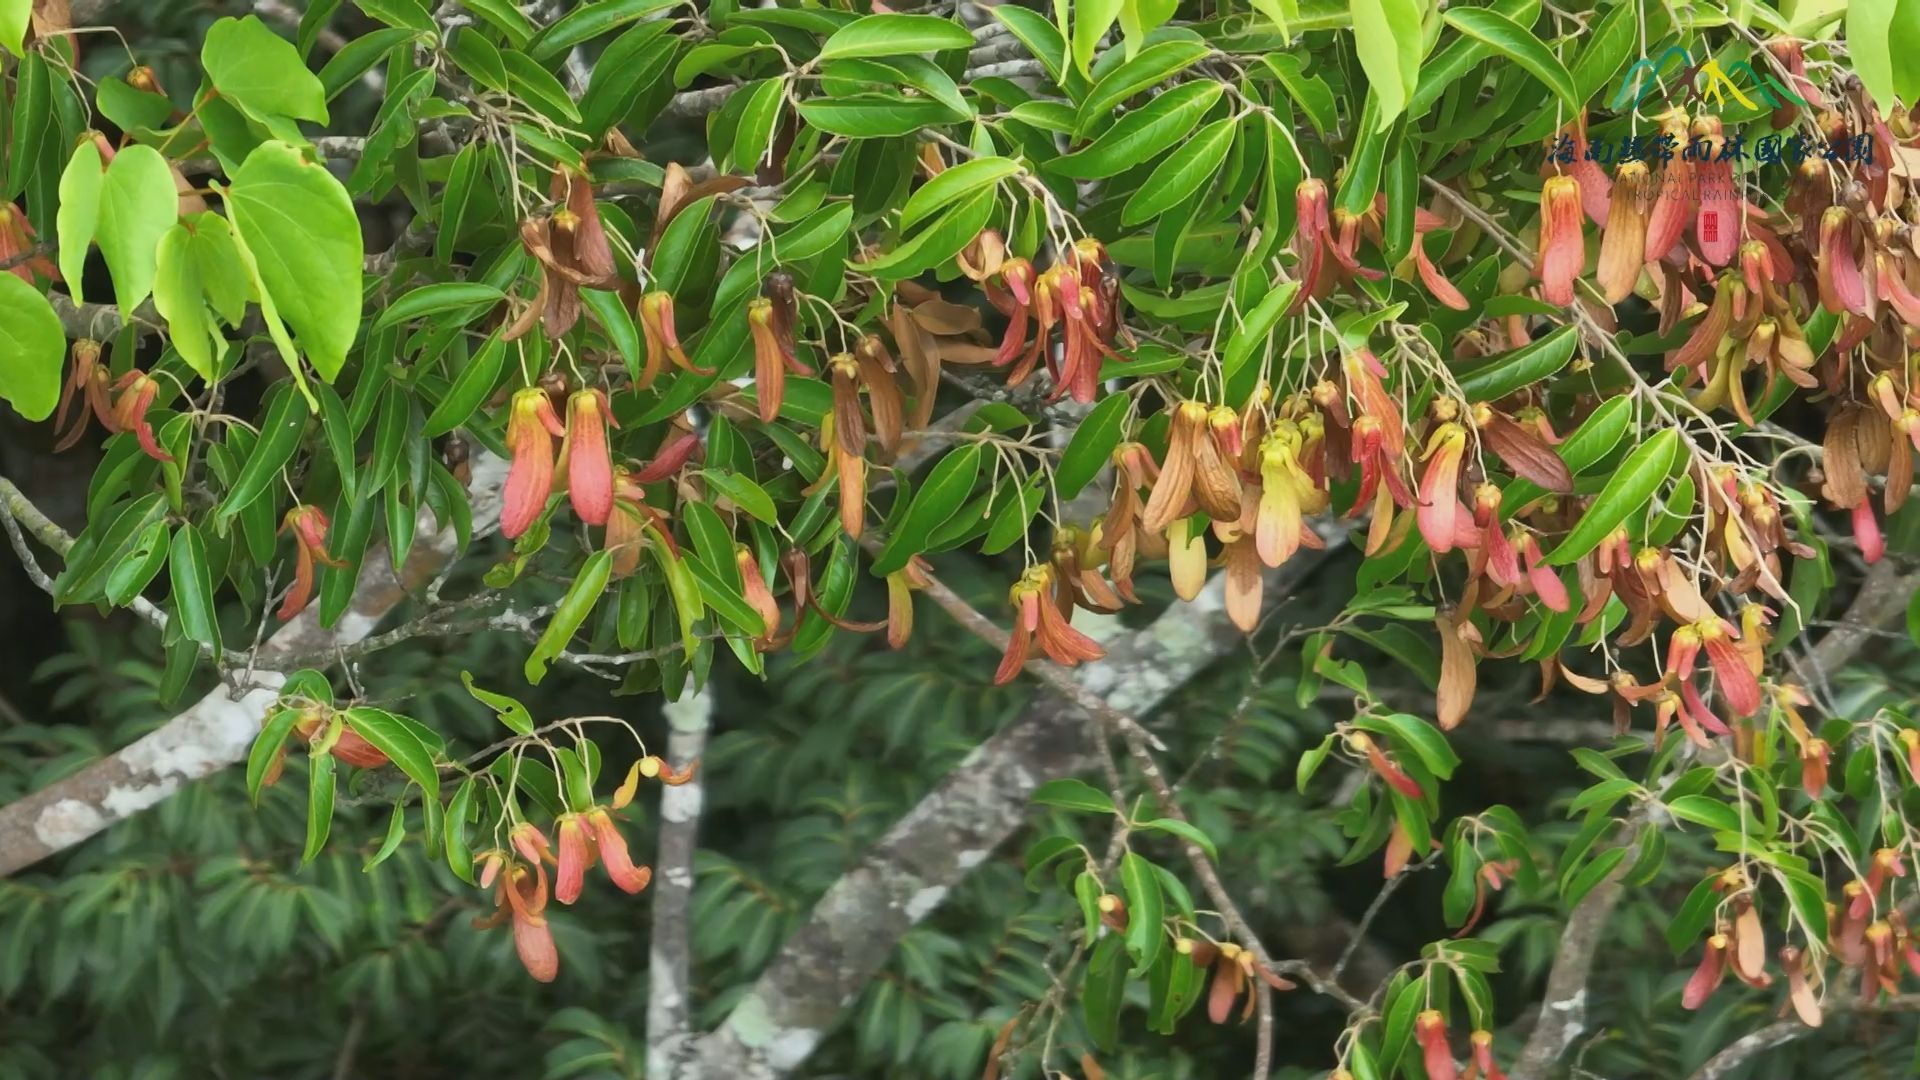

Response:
(97, 145), (179, 319)
(992, 5), (1067, 83)
(1260, 53), (1338, 135)
(462, 671), (535, 735)
(363, 801), (408, 872)
(525, 550), (614, 684)
(818, 13), (973, 60)
(1032, 778), (1117, 813)
(303, 751), (336, 863)
(871, 444), (983, 574)
(374, 282), (504, 330)
(203, 16), (330, 124)
(0, 0), (25, 56)
(1071, 0), (1124, 76)
(1850, 0), (1899, 112)
(1120, 852), (1165, 973)
(1138, 818), (1218, 862)
(168, 524), (222, 663)
(1665, 794), (1741, 834)
(1052, 81), (1225, 180)
(225, 140), (365, 383)
(796, 94), (958, 138)
(246, 705), (300, 806)
(1297, 733), (1335, 792)
(1122, 117), (1234, 226)
(530, 0), (677, 61)
(320, 27), (419, 100)
(1083, 935), (1127, 1052)
(899, 156), (1020, 233)
(1441, 8), (1580, 116)
(342, 707), (440, 801)
(55, 138), (105, 300)
(458, 0), (534, 45)
(0, 273), (63, 422)
(443, 777), (477, 883)
(1349, 0), (1423, 129)
(1665, 874), (1719, 954)
(216, 383), (309, 521)
(701, 469), (779, 525)
(1563, 846), (1628, 907)
(502, 50), (584, 123)
(1455, 323), (1577, 402)
(355, 0), (435, 33)
(1503, 393), (1632, 509)
(1078, 41), (1211, 135)
(422, 332), (506, 437)
(1055, 392), (1131, 500)
(1546, 427), (1681, 565)
(730, 77), (785, 174)
(1219, 281), (1300, 404)
(1364, 713), (1460, 780)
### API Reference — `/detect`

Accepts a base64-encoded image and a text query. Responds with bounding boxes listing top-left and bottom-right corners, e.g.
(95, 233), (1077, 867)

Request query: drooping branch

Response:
(0, 454), (507, 877)
(661, 528), (1347, 1080)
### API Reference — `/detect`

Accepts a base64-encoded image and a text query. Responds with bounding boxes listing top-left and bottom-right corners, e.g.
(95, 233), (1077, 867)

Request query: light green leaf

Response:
(1350, 0), (1423, 129)
(1546, 428), (1682, 565)
(55, 138), (105, 300)
(1441, 8), (1579, 115)
(154, 217), (252, 382)
(1665, 794), (1741, 834)
(225, 141), (364, 382)
(0, 0), (26, 57)
(819, 13), (973, 60)
(1071, 0), (1123, 76)
(1053, 81), (1224, 179)
(1850, 0), (1898, 112)
(97, 145), (179, 319)
(203, 15), (330, 125)
(0, 274), (65, 423)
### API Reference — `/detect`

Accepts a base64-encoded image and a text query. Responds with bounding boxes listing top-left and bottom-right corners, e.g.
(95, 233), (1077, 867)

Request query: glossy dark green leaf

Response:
(1442, 8), (1580, 115)
(531, 0), (677, 60)
(168, 524), (221, 662)
(421, 332), (507, 437)
(1077, 40), (1211, 135)
(1122, 117), (1234, 226)
(1053, 82), (1223, 180)
(1121, 852), (1165, 973)
(1456, 324), (1578, 402)
(1546, 428), (1682, 565)
(819, 13), (972, 60)
(871, 444), (983, 575)
(217, 384), (309, 522)
(1055, 392), (1131, 500)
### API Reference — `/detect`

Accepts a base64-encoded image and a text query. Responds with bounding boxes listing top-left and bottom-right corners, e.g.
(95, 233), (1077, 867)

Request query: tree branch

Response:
(1687, 994), (1920, 1080)
(0, 454), (507, 877)
(663, 528), (1347, 1079)
(647, 684), (715, 1078)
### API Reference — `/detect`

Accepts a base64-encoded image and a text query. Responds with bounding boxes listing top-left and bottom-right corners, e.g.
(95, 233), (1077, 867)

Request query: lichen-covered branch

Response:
(647, 685), (715, 1078)
(0, 455), (506, 877)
